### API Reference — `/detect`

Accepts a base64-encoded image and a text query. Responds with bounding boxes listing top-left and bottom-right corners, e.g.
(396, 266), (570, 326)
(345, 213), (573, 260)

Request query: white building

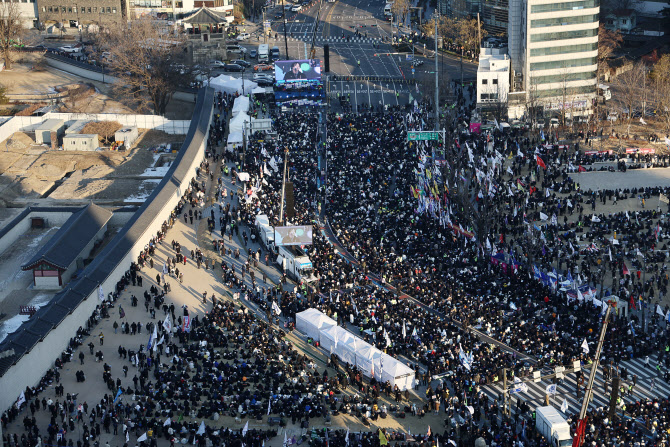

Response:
(508, 0), (599, 116)
(476, 47), (510, 111)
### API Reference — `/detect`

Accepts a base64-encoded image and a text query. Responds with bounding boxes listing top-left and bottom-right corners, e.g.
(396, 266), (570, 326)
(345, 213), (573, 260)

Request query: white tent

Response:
(320, 324), (339, 354)
(334, 327), (357, 366)
(376, 354), (414, 390)
(229, 112), (251, 134)
(295, 309), (335, 342)
(232, 96), (250, 117)
(207, 74), (257, 95)
(226, 131), (243, 151)
(355, 343), (380, 378)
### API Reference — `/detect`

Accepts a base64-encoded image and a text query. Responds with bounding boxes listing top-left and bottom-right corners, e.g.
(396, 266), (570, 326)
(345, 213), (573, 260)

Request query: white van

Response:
(226, 44), (243, 54)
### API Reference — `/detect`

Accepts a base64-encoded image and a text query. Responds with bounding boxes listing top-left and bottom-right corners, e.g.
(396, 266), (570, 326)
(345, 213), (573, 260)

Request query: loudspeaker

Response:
(609, 377), (620, 420)
(324, 44), (330, 72)
(285, 181), (295, 219)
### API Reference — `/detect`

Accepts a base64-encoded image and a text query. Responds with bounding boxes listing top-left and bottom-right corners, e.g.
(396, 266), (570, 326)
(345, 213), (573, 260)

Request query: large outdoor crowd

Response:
(3, 87), (670, 447)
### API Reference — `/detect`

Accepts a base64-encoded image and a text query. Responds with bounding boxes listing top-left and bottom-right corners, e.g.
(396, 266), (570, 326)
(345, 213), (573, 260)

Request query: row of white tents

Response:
(295, 308), (415, 390)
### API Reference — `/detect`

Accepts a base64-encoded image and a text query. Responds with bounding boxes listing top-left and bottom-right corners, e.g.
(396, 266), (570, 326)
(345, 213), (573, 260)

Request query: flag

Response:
(272, 301), (281, 315)
(126, 432), (130, 443)
(138, 433), (148, 442)
(162, 262), (168, 274)
(661, 193), (669, 204)
(163, 418), (171, 427)
(379, 430), (388, 446)
(577, 288), (585, 301)
(15, 391), (25, 409)
(426, 426), (431, 437)
(546, 384), (557, 395)
(581, 339), (589, 355)
(267, 399), (271, 415)
(147, 324), (157, 351)
(113, 388), (123, 404)
(402, 319), (406, 338)
(196, 421), (205, 435)
(657, 304), (666, 316)
(98, 285), (105, 302)
(283, 432), (287, 447)
(561, 398), (568, 413)
(578, 165), (586, 172)
(609, 247), (612, 262)
(540, 212), (548, 221)
(591, 215), (601, 223)
(242, 421), (249, 437)
(536, 155), (546, 169)
(622, 262), (630, 276)
(345, 428), (349, 446)
(640, 117), (647, 125)
(163, 315), (172, 333)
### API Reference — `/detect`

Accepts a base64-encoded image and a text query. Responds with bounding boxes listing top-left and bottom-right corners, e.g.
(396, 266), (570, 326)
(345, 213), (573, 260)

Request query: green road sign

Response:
(407, 131), (439, 141)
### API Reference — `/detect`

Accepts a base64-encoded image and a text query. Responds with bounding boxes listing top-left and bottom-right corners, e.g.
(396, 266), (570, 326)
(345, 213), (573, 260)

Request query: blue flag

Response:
(113, 388), (123, 404)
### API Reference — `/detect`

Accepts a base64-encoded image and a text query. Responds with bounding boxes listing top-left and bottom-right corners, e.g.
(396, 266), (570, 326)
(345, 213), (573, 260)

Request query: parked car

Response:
(224, 63), (245, 72)
(254, 63), (273, 71)
(249, 49), (257, 58)
(236, 32), (251, 40)
(253, 72), (274, 80)
(274, 13), (283, 19)
(256, 77), (274, 87)
(291, 4), (302, 11)
(549, 118), (559, 128)
(209, 60), (226, 68)
(232, 59), (251, 68)
(60, 44), (81, 53)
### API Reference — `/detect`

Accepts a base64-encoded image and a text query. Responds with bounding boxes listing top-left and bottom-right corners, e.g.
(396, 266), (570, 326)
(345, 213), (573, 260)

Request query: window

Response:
(492, 79), (498, 85)
(92, 7), (97, 12)
(530, 57), (597, 71)
(535, 85), (595, 98)
(112, 7), (116, 12)
(482, 79), (488, 84)
(530, 28), (598, 42)
(88, 7), (91, 12)
(622, 19), (627, 24)
(531, 14), (599, 28)
(61, 6), (65, 12)
(67, 6), (71, 12)
(532, 70), (596, 84)
(72, 6), (76, 12)
(530, 0), (599, 13)
(41, 6), (45, 11)
(106, 7), (111, 12)
(530, 42), (598, 57)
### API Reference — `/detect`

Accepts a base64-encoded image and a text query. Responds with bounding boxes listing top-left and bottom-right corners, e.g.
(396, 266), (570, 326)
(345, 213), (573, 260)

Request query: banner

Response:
(274, 225), (313, 246)
(182, 315), (191, 333)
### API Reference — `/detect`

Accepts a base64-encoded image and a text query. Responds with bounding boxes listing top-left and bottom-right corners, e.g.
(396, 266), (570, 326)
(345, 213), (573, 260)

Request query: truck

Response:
(276, 245), (317, 283)
(254, 214), (275, 248)
(258, 44), (269, 62)
(270, 46), (280, 61)
(535, 406), (572, 447)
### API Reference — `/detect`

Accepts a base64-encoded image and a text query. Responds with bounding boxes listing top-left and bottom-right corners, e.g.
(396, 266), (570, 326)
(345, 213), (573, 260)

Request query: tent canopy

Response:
(232, 96), (250, 117)
(207, 74), (258, 95)
(229, 112), (251, 133)
(227, 131), (243, 144)
(295, 309), (336, 342)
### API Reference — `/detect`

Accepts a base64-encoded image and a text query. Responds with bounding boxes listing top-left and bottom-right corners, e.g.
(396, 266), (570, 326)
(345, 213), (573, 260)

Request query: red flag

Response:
(629, 294), (637, 310)
(622, 262), (630, 276)
(578, 165), (586, 172)
(454, 139), (461, 149)
(536, 155), (546, 169)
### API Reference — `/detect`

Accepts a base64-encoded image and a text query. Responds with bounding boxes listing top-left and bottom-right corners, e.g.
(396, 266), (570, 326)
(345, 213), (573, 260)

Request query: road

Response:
(246, 0), (477, 110)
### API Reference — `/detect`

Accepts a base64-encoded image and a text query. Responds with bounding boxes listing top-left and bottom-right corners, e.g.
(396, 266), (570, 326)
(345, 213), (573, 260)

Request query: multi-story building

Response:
(508, 0), (599, 116)
(37, 0), (128, 25)
(482, 0), (508, 36)
(476, 47), (510, 111)
(129, 0), (233, 20)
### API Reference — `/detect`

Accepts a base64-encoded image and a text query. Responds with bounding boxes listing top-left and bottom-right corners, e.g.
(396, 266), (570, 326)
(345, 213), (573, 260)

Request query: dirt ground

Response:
(0, 129), (184, 205)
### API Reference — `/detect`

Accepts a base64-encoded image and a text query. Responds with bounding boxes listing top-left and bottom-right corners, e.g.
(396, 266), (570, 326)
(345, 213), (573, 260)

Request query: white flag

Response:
(561, 398), (568, 413)
(345, 428), (349, 445)
(640, 117), (647, 125)
(466, 405), (474, 415)
(196, 421), (205, 435)
(15, 391), (26, 408)
(657, 304), (666, 316)
(126, 432), (130, 443)
(98, 285), (105, 302)
(138, 433), (148, 442)
(242, 421), (249, 437)
(163, 315), (173, 332)
(162, 262), (168, 274)
(581, 339), (589, 354)
(402, 319), (406, 338)
(283, 432), (288, 446)
(546, 384), (557, 395)
(540, 212), (548, 221)
(272, 301), (281, 315)
(267, 399), (271, 415)
(163, 418), (171, 427)
(591, 215), (601, 223)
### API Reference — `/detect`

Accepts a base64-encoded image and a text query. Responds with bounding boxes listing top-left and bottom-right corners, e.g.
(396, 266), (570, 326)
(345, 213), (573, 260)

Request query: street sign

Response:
(412, 68), (415, 74)
(573, 360), (581, 372)
(406, 54), (413, 61)
(264, 21), (271, 28)
(407, 131), (439, 141)
(555, 366), (565, 379)
(533, 371), (541, 383)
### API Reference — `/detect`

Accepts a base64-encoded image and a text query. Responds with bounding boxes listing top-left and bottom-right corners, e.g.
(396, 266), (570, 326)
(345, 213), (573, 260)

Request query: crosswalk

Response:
(480, 357), (670, 416)
(282, 35), (381, 44)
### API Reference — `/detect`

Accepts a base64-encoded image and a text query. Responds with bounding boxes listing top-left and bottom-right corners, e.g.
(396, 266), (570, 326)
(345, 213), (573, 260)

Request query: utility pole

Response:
(432, 11), (439, 162)
(263, 7), (267, 44)
(278, 147), (289, 225)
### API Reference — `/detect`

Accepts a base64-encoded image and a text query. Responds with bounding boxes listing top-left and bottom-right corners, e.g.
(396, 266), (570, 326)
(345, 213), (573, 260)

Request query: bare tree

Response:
(455, 18), (484, 55)
(651, 54), (670, 132)
(95, 18), (190, 115)
(391, 0), (410, 30)
(598, 25), (623, 82)
(0, 2), (25, 70)
(611, 61), (646, 135)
